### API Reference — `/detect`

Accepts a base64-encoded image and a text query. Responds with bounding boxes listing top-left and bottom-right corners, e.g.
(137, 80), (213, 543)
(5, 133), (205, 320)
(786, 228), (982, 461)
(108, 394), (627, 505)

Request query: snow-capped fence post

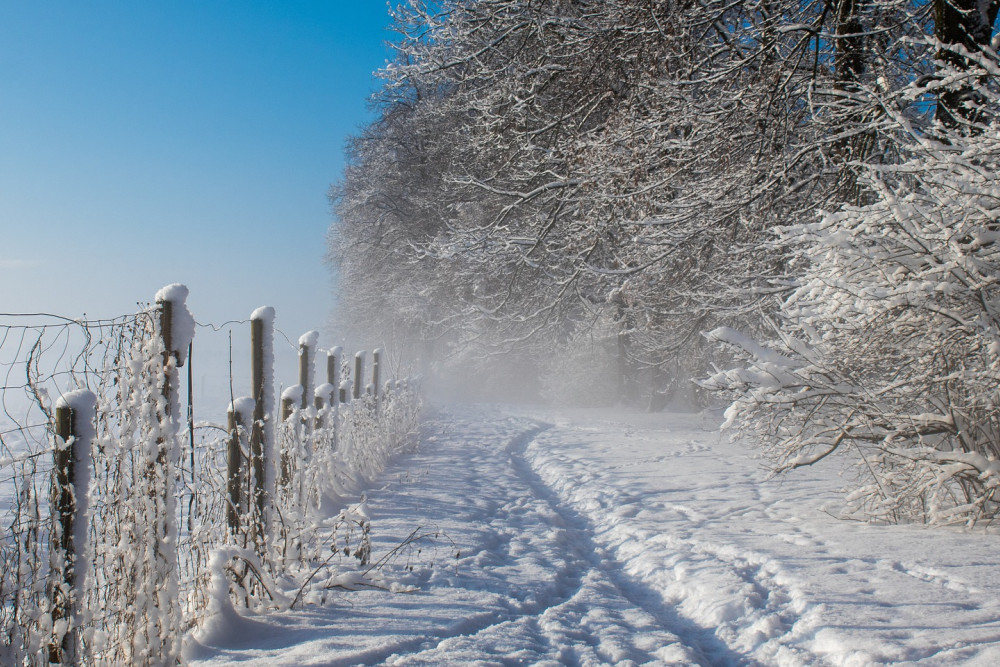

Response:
(48, 391), (95, 666)
(278, 385), (302, 488)
(339, 380), (351, 405)
(314, 384), (334, 429)
(159, 295), (174, 401)
(353, 352), (365, 400)
(148, 284), (193, 662)
(372, 348), (382, 404)
(327, 347), (342, 407)
(298, 332), (318, 413)
(227, 399), (253, 534)
(249, 307), (274, 546)
(281, 391), (297, 422)
(155, 283), (194, 421)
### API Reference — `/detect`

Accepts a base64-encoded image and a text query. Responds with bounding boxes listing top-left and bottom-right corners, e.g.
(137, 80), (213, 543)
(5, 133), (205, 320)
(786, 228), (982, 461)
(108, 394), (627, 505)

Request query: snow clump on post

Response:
(154, 283), (195, 366)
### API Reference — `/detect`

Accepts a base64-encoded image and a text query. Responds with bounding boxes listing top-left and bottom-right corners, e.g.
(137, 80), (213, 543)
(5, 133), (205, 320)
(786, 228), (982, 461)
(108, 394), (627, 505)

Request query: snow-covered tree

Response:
(705, 46), (1000, 524)
(330, 0), (932, 405)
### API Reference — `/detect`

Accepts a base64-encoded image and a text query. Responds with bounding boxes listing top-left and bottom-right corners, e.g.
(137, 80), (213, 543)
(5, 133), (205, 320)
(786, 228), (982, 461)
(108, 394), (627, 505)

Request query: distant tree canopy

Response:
(330, 0), (999, 411)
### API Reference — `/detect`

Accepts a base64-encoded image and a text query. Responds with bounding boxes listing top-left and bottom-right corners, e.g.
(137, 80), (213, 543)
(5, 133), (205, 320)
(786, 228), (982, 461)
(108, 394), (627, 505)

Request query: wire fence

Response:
(0, 288), (421, 666)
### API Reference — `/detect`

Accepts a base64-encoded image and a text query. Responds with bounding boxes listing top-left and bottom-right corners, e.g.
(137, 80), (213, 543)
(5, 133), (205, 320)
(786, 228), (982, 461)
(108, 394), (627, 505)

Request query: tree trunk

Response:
(934, 0), (1000, 128)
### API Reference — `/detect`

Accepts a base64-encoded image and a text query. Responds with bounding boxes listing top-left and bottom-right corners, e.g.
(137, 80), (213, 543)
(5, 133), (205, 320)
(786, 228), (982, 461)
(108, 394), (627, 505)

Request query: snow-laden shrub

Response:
(0, 308), (187, 666)
(181, 381), (422, 636)
(86, 323), (185, 664)
(705, 49), (1000, 525)
(279, 386), (421, 514)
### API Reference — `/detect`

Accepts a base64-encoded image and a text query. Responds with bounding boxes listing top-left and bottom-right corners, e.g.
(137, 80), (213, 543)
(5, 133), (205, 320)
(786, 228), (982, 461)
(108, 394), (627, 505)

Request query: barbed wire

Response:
(194, 317), (312, 352)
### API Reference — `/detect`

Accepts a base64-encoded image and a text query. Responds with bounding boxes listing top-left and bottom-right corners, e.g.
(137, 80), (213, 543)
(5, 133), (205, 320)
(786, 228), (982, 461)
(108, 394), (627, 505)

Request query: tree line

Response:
(330, 0), (1000, 522)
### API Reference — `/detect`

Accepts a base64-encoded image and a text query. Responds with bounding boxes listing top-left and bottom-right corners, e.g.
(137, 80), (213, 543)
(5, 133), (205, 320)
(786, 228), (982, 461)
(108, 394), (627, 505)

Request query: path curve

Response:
(188, 405), (1000, 666)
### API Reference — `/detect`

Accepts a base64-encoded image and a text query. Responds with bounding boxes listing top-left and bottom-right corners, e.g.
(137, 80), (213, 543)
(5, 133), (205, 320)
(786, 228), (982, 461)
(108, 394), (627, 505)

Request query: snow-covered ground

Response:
(185, 405), (1000, 666)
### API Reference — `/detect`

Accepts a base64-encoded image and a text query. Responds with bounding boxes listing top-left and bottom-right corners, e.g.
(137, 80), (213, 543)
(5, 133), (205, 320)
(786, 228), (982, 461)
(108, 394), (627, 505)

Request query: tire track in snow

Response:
(341, 415), (712, 665)
(501, 421), (755, 667)
(513, 411), (1000, 665)
(311, 414), (762, 666)
(274, 416), (607, 666)
(523, 428), (823, 665)
(366, 421), (638, 666)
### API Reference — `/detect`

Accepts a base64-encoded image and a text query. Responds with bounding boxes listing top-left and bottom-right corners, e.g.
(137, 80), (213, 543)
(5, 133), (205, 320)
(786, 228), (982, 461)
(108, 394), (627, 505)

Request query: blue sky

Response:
(0, 1), (390, 333)
(0, 2), (394, 406)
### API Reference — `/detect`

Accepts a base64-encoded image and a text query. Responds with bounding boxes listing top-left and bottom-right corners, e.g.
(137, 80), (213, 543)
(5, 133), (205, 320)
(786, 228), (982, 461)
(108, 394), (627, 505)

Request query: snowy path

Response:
(187, 406), (1000, 666)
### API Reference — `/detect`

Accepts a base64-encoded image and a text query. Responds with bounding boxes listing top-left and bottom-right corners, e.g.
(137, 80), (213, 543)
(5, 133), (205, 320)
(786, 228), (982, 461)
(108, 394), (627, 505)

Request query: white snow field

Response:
(185, 405), (1000, 666)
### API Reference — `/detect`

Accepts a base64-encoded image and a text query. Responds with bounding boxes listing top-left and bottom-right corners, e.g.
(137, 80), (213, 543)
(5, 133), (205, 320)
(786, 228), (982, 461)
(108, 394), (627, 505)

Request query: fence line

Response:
(0, 285), (421, 666)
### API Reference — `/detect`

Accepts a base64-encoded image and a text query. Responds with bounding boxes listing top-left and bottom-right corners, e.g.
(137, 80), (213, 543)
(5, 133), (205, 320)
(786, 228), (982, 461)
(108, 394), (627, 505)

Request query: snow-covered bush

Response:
(179, 373), (422, 648)
(279, 386), (421, 514)
(706, 48), (1000, 525)
(0, 297), (189, 666)
(87, 318), (186, 664)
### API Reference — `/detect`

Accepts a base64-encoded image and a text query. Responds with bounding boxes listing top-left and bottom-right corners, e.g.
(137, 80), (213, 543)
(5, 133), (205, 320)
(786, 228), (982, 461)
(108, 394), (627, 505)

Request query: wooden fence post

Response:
(278, 385), (301, 488)
(147, 285), (194, 660)
(226, 398), (253, 535)
(249, 307), (274, 544)
(298, 332), (318, 412)
(159, 297), (173, 399)
(314, 384), (334, 429)
(327, 347), (342, 407)
(353, 352), (365, 400)
(281, 389), (298, 423)
(49, 391), (95, 666)
(226, 408), (242, 534)
(339, 380), (351, 405)
(372, 348), (382, 402)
